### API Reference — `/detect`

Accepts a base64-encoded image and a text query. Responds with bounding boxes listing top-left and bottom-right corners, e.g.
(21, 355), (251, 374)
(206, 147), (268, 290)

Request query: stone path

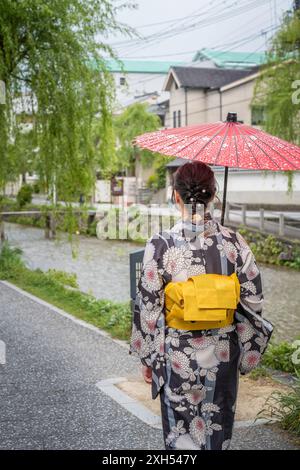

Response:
(0, 282), (298, 450)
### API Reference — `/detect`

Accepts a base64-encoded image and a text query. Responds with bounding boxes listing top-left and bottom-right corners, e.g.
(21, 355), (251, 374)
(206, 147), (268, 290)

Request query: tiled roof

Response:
(169, 66), (257, 90)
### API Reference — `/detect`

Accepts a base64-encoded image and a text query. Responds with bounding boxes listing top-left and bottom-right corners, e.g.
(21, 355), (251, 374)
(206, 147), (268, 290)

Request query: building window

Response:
(178, 110), (181, 127)
(173, 111), (177, 128)
(120, 76), (126, 86)
(251, 105), (266, 126)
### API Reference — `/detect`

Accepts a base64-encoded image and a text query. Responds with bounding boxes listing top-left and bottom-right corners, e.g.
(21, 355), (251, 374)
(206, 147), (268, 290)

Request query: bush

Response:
(146, 164), (166, 191)
(32, 182), (40, 194)
(0, 242), (25, 279)
(16, 184), (33, 208)
(262, 340), (300, 374)
(0, 196), (17, 211)
(238, 227), (300, 271)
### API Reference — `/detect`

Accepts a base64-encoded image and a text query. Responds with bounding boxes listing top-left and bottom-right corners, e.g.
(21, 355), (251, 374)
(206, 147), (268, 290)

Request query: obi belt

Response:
(164, 272), (240, 330)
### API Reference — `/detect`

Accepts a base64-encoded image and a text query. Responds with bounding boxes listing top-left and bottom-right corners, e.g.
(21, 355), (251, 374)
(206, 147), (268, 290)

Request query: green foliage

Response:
(0, 0), (132, 199)
(0, 196), (16, 211)
(0, 241), (24, 279)
(45, 269), (78, 289)
(259, 371), (300, 438)
(262, 340), (300, 374)
(32, 182), (40, 194)
(253, 8), (300, 194)
(249, 234), (283, 265)
(254, 9), (300, 144)
(16, 184), (33, 207)
(114, 103), (161, 174)
(249, 366), (270, 381)
(238, 227), (300, 270)
(147, 154), (170, 191)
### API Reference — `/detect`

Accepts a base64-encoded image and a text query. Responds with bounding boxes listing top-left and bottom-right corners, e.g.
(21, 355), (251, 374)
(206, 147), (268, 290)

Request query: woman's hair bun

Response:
(172, 161), (216, 209)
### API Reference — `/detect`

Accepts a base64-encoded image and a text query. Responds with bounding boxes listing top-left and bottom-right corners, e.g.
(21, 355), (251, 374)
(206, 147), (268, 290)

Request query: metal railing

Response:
(226, 203), (300, 239)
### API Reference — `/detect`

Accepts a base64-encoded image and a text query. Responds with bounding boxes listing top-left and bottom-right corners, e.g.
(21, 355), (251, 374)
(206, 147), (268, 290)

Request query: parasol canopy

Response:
(134, 112), (300, 224)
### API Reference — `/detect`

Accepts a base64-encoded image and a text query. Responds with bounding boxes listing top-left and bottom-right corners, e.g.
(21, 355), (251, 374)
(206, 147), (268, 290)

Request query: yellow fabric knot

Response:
(165, 273), (240, 330)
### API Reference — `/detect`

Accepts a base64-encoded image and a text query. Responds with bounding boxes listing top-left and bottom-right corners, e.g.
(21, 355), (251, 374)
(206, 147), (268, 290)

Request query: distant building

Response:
(105, 59), (183, 113)
(163, 66), (258, 126)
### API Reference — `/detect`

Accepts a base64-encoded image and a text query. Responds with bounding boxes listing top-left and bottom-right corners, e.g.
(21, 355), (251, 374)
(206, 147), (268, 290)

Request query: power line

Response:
(120, 26), (275, 89)
(114, 0), (272, 56)
(110, 0), (227, 48)
(121, 27), (276, 61)
(113, 0), (262, 51)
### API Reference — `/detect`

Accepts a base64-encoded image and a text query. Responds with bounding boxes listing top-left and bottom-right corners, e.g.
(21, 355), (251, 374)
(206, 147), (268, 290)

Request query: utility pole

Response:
(273, 0), (278, 28)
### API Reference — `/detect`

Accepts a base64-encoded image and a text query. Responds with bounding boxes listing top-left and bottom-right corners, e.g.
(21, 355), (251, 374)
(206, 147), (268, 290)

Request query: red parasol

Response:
(134, 112), (300, 224)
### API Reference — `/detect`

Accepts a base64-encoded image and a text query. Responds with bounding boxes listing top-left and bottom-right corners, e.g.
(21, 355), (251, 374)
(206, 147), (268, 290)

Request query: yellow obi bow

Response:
(164, 273), (240, 330)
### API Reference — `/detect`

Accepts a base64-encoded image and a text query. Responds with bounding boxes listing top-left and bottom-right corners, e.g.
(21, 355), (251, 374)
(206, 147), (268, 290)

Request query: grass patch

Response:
(249, 366), (271, 381)
(0, 242), (132, 341)
(258, 372), (300, 438)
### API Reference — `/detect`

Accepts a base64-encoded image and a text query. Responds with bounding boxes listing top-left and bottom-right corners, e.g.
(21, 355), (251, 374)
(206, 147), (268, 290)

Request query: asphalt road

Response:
(0, 282), (298, 450)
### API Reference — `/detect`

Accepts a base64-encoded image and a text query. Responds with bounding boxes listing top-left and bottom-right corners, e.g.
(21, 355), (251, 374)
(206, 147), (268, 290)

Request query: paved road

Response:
(0, 282), (298, 450)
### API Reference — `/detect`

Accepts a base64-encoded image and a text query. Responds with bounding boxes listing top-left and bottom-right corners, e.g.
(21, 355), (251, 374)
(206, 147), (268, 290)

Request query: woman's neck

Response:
(182, 208), (209, 224)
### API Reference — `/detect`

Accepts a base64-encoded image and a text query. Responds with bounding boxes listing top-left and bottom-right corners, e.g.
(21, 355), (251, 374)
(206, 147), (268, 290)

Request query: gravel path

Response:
(0, 282), (298, 450)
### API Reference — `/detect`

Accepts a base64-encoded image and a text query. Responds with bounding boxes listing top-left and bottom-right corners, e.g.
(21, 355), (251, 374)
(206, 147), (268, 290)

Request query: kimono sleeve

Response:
(235, 231), (273, 375)
(129, 234), (167, 367)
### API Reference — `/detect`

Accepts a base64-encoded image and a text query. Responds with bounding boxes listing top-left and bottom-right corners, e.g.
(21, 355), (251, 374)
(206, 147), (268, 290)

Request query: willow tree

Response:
(254, 5), (300, 191)
(0, 0), (132, 201)
(114, 103), (161, 176)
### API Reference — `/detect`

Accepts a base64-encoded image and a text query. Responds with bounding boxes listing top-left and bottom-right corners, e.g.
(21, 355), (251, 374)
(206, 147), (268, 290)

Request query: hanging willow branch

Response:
(253, 8), (300, 194)
(0, 0), (135, 200)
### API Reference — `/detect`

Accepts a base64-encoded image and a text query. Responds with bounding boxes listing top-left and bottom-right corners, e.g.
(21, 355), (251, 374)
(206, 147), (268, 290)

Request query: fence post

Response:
(50, 214), (56, 239)
(259, 208), (265, 231)
(242, 204), (247, 225)
(45, 214), (50, 239)
(279, 213), (285, 236)
(0, 214), (5, 242)
(225, 202), (230, 222)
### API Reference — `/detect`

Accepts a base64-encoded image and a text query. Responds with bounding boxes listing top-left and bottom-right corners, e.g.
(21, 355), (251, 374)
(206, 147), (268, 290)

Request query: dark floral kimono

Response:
(129, 211), (273, 450)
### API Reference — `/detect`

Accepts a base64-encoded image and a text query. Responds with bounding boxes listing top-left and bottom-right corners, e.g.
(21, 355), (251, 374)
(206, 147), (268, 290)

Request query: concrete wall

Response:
(167, 76), (256, 128)
(213, 169), (300, 205)
(219, 79), (254, 124)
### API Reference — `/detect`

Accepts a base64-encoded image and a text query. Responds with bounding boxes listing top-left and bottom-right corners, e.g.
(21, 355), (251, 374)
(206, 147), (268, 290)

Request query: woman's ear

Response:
(174, 189), (181, 205)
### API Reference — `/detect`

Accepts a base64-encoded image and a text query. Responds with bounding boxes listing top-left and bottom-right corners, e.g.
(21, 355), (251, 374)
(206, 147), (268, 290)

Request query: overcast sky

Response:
(108, 0), (294, 62)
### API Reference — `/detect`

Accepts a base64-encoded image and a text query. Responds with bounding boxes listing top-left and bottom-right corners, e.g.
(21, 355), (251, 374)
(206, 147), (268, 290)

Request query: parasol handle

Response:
(221, 166), (228, 226)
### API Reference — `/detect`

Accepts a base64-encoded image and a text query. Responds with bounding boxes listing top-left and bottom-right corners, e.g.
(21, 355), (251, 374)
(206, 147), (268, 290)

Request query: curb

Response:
(95, 376), (273, 431)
